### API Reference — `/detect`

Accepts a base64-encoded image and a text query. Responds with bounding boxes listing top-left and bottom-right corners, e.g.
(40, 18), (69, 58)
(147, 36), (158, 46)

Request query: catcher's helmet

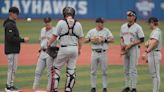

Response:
(63, 7), (75, 18)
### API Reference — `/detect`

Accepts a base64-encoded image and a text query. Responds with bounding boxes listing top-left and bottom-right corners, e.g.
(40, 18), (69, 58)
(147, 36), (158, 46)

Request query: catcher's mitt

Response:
(46, 46), (59, 58)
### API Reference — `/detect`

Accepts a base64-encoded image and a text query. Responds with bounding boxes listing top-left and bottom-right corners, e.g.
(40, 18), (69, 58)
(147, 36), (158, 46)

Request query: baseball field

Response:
(0, 19), (164, 92)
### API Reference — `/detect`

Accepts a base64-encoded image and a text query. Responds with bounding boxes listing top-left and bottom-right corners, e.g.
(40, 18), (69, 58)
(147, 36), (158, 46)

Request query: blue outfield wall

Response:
(0, 0), (164, 20)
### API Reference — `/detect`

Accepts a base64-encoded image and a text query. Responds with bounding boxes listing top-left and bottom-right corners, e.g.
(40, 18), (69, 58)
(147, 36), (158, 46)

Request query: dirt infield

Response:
(0, 44), (164, 65)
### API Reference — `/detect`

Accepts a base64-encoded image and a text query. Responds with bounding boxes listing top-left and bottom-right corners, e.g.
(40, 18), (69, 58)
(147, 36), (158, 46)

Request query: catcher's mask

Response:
(63, 7), (75, 18)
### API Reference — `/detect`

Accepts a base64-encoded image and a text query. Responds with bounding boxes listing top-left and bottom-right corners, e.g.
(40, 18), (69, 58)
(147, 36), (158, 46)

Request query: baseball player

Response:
(120, 10), (144, 92)
(48, 7), (84, 92)
(142, 17), (162, 92)
(3, 7), (29, 92)
(85, 17), (114, 92)
(33, 17), (57, 91)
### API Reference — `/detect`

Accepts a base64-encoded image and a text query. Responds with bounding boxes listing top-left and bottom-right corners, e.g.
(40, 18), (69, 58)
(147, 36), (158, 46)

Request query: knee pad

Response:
(65, 68), (76, 92)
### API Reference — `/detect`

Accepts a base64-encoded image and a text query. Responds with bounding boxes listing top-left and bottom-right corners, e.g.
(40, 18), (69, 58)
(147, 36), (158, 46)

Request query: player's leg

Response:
(33, 57), (46, 90)
(121, 54), (131, 92)
(6, 54), (19, 91)
(65, 47), (78, 92)
(90, 51), (99, 91)
(99, 52), (108, 90)
(53, 48), (68, 92)
(46, 56), (54, 91)
(148, 52), (161, 92)
(129, 48), (138, 91)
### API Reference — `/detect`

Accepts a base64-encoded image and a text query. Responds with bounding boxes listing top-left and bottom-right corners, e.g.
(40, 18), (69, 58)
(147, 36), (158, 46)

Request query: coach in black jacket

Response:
(3, 6), (29, 91)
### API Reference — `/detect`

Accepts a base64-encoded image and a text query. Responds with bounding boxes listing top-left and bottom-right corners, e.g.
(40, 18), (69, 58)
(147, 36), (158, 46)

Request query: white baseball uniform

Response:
(86, 27), (113, 88)
(52, 19), (84, 91)
(147, 27), (162, 92)
(33, 27), (57, 91)
(120, 23), (144, 89)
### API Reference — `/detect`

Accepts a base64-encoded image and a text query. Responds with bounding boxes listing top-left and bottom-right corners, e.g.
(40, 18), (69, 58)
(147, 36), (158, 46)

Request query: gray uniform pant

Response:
(33, 55), (54, 91)
(91, 50), (108, 88)
(53, 46), (78, 91)
(6, 54), (18, 86)
(123, 46), (139, 88)
(148, 51), (161, 92)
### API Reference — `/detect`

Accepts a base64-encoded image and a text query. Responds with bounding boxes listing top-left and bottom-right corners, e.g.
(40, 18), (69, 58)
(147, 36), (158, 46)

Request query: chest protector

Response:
(59, 19), (79, 39)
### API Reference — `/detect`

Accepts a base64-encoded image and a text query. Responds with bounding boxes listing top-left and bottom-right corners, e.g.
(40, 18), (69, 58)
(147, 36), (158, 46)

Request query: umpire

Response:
(3, 6), (29, 92)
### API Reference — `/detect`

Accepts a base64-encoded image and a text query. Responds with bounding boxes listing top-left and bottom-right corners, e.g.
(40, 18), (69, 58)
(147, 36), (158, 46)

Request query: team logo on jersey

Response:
(136, 0), (154, 18)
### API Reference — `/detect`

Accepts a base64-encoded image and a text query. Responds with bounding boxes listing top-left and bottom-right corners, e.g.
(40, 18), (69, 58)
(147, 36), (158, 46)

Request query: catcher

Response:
(85, 17), (114, 92)
(33, 17), (59, 92)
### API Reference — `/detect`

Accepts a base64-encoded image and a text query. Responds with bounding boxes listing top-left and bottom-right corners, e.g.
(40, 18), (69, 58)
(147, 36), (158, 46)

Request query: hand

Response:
(125, 44), (133, 50)
(99, 36), (105, 42)
(142, 52), (148, 62)
(24, 37), (29, 43)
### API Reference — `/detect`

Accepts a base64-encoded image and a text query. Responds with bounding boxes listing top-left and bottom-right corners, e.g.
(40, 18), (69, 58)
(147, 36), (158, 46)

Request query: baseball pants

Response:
(33, 55), (54, 91)
(123, 46), (139, 89)
(91, 50), (108, 88)
(6, 54), (18, 86)
(148, 51), (161, 92)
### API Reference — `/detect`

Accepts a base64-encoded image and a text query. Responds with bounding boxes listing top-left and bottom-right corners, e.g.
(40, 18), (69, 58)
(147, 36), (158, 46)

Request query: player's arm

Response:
(105, 29), (114, 43)
(130, 37), (144, 46)
(48, 35), (57, 47)
(78, 23), (84, 55)
(105, 37), (114, 43)
(84, 38), (91, 43)
(145, 38), (158, 53)
(125, 37), (144, 50)
(84, 30), (91, 43)
(78, 37), (83, 55)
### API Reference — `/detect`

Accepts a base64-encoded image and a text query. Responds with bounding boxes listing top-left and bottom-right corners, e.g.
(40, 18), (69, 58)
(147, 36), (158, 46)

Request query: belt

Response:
(92, 49), (106, 53)
(61, 45), (77, 47)
(155, 50), (160, 52)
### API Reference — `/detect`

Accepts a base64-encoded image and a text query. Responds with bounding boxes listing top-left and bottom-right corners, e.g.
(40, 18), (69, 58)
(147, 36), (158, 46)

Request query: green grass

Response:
(0, 19), (164, 44)
(0, 65), (164, 92)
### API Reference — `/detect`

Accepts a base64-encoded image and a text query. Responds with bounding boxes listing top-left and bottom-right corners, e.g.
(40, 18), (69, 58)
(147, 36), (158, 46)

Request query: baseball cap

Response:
(44, 17), (52, 23)
(96, 17), (104, 23)
(148, 17), (158, 23)
(127, 10), (136, 16)
(9, 6), (19, 15)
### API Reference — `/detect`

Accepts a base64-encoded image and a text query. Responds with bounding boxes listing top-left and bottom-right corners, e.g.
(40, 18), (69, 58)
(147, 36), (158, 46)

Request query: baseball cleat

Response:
(121, 87), (130, 92)
(103, 88), (107, 92)
(130, 89), (137, 92)
(91, 88), (96, 92)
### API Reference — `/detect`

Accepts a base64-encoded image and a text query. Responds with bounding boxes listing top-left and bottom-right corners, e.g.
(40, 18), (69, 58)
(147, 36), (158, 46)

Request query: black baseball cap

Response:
(148, 17), (158, 23)
(9, 6), (19, 15)
(44, 17), (52, 23)
(96, 17), (104, 23)
(127, 10), (136, 16)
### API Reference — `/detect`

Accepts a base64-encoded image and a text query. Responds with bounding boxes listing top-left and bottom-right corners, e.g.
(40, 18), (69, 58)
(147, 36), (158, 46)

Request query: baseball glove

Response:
(46, 46), (59, 58)
(91, 36), (104, 44)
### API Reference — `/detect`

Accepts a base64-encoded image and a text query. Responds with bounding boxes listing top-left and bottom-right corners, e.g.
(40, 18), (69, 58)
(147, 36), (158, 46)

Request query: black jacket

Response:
(3, 18), (24, 54)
